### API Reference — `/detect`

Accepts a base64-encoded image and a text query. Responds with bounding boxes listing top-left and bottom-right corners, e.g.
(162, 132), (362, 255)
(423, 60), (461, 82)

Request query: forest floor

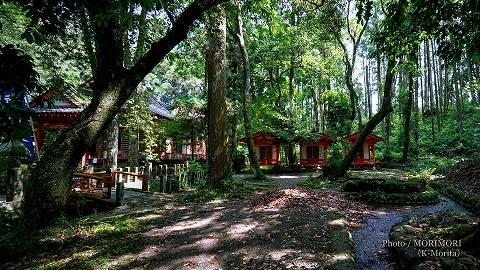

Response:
(5, 173), (371, 270)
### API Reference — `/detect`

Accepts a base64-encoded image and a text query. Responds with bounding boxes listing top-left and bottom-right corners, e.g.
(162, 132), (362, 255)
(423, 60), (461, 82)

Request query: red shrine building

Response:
(344, 132), (384, 166)
(299, 134), (336, 166)
(29, 89), (205, 166)
(240, 132), (280, 166)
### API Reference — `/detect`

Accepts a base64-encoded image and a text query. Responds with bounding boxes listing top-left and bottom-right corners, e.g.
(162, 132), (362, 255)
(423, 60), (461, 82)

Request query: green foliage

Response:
(183, 177), (276, 203)
(297, 175), (335, 189)
(119, 88), (166, 161)
(323, 90), (352, 138)
(344, 190), (439, 205)
(430, 181), (480, 214)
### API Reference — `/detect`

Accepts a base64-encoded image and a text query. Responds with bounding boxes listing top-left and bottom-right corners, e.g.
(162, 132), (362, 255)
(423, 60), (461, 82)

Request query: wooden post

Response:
(116, 181), (124, 205)
(372, 144), (376, 169)
(162, 165), (167, 193)
(134, 167), (139, 183)
(126, 167), (131, 182)
(324, 144), (328, 164)
(6, 167), (24, 209)
(142, 167), (149, 191)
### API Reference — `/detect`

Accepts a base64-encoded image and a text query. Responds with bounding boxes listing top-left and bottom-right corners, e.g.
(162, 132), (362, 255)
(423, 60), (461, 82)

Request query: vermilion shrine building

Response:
(29, 89), (205, 166)
(240, 132), (280, 166)
(299, 134), (336, 166)
(345, 132), (384, 166)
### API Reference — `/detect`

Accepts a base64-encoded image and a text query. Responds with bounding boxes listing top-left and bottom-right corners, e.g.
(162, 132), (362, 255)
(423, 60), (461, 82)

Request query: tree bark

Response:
(206, 5), (230, 188)
(425, 41), (435, 141)
(402, 54), (415, 162)
(331, 58), (396, 178)
(234, 13), (263, 179)
(103, 116), (119, 169)
(23, 0), (227, 226)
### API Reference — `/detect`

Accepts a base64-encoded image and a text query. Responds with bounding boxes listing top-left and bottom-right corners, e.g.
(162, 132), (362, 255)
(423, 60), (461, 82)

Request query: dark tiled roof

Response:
(30, 90), (173, 119)
(149, 97), (173, 119)
(32, 108), (83, 113)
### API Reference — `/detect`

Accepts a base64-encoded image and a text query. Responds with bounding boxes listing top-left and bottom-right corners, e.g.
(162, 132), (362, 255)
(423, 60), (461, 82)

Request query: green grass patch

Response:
(297, 176), (338, 189)
(430, 181), (480, 214)
(344, 190), (439, 205)
(408, 155), (466, 174)
(182, 177), (277, 203)
(1, 210), (167, 269)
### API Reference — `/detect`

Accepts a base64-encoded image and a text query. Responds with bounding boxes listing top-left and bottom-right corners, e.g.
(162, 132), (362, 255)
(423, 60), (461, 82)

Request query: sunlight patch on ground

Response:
(266, 249), (300, 260)
(156, 254), (223, 270)
(273, 175), (303, 179)
(326, 253), (354, 265)
(137, 245), (164, 259)
(195, 237), (219, 250)
(104, 253), (135, 269)
(43, 249), (97, 269)
(135, 214), (163, 221)
(143, 212), (221, 237)
(328, 218), (347, 226)
(226, 222), (257, 240)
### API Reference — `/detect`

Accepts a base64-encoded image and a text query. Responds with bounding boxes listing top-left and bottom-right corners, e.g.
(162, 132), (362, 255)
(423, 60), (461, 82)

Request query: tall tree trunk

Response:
(402, 53), (415, 162)
(234, 13), (263, 179)
(23, 0), (227, 226)
(103, 117), (119, 169)
(331, 58), (396, 178)
(425, 41), (435, 141)
(454, 64), (463, 132)
(206, 5), (230, 187)
(229, 113), (238, 172)
(413, 53), (420, 156)
(312, 84), (320, 131)
(367, 62), (372, 118)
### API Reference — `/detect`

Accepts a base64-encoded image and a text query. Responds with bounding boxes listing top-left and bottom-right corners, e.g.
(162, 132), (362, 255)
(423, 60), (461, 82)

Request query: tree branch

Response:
(128, 0), (227, 86)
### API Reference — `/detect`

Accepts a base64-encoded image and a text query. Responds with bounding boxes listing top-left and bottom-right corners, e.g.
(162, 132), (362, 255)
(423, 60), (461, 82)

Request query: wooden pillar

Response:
(324, 144), (328, 164)
(276, 144), (280, 163)
(372, 144), (376, 169)
(299, 143), (303, 166)
(34, 127), (44, 153)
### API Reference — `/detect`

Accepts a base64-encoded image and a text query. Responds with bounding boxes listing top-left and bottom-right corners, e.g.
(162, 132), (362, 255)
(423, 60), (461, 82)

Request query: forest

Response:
(0, 0), (479, 269)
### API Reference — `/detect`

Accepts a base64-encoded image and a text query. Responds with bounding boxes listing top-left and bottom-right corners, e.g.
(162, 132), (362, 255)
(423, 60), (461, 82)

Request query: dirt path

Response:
(353, 196), (471, 270)
(8, 173), (369, 270)
(267, 173), (312, 188)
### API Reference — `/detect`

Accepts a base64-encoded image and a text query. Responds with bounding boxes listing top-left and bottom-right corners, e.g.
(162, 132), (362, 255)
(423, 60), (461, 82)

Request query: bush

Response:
(344, 190), (439, 205)
(297, 176), (331, 189)
(342, 177), (426, 194)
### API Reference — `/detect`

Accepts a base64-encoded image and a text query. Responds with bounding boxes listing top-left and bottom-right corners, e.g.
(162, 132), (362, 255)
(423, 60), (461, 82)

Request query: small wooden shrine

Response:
(344, 132), (384, 166)
(240, 132), (280, 166)
(299, 134), (336, 166)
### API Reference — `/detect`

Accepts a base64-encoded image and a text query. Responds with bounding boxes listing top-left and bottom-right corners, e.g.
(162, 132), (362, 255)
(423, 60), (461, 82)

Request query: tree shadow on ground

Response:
(5, 188), (364, 270)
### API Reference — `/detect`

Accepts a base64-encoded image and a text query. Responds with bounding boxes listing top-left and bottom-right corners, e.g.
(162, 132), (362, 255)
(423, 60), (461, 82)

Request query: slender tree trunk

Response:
(229, 113), (238, 172)
(312, 85), (320, 131)
(190, 120), (195, 159)
(206, 5), (230, 187)
(402, 54), (415, 162)
(234, 13), (264, 179)
(426, 41), (435, 141)
(414, 54), (420, 156)
(331, 58), (396, 178)
(104, 117), (119, 169)
(454, 64), (463, 132)
(366, 61), (372, 119)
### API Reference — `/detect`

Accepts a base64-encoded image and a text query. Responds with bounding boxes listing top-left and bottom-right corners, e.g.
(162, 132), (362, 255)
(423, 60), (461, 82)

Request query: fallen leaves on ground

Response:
(250, 188), (372, 223)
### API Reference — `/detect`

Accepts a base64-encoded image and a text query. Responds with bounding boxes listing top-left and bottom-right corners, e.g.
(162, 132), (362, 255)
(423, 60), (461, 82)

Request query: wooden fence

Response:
(71, 162), (206, 199)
